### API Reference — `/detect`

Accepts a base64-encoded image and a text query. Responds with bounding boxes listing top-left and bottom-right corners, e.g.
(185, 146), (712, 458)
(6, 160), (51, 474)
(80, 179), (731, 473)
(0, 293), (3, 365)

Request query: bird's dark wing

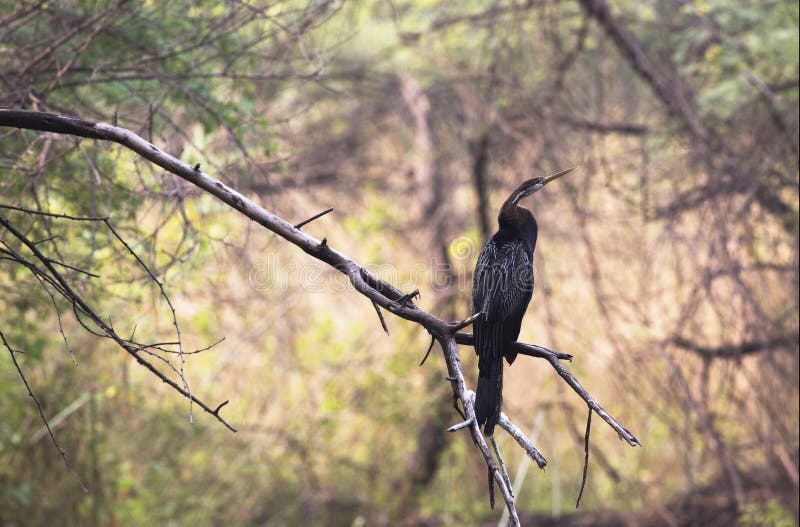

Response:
(472, 238), (534, 324)
(472, 238), (533, 432)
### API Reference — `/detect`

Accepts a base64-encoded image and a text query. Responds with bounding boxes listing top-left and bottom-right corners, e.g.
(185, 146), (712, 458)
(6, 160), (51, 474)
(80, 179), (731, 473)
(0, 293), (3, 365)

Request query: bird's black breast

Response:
(471, 233), (534, 325)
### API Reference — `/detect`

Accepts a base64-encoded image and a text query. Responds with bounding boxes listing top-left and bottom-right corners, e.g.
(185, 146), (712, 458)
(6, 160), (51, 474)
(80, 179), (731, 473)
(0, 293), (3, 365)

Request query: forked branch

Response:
(0, 109), (640, 525)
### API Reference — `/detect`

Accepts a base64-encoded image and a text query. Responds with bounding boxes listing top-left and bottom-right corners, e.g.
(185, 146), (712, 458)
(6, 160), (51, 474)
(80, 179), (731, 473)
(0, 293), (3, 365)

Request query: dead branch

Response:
(0, 109), (640, 524)
(0, 203), (234, 432)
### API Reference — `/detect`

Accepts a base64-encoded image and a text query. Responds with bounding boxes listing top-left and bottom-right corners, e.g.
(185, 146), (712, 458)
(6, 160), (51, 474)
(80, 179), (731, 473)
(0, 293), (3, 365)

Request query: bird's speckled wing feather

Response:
(471, 238), (534, 325)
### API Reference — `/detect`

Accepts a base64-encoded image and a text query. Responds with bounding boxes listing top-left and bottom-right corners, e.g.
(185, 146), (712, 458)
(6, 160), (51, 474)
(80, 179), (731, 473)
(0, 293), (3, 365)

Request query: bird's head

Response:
(509, 166), (577, 205)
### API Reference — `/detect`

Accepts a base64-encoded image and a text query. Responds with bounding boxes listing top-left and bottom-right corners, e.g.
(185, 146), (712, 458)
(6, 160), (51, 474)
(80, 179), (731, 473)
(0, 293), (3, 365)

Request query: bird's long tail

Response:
(475, 324), (503, 436)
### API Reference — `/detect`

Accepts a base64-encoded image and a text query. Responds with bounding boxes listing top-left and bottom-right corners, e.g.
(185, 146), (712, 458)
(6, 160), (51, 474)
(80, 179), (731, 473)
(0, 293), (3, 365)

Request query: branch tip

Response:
(575, 407), (592, 508)
(371, 301), (390, 336)
(419, 335), (435, 365)
(447, 418), (474, 432)
(294, 207), (333, 229)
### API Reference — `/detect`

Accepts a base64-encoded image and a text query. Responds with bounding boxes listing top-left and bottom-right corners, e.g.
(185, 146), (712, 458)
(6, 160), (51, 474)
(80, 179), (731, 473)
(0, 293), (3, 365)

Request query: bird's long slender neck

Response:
(497, 199), (538, 249)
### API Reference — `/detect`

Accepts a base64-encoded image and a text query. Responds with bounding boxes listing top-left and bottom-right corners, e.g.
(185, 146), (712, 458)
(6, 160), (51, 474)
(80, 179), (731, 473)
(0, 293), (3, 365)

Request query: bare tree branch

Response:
(671, 334), (798, 360)
(0, 109), (640, 523)
(577, 0), (709, 143)
(497, 408), (547, 468)
(0, 201), (234, 432)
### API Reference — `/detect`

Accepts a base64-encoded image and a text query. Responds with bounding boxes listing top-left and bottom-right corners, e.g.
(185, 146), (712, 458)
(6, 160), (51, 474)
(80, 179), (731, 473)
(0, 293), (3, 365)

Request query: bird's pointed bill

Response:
(541, 166), (578, 186)
(509, 165), (579, 204)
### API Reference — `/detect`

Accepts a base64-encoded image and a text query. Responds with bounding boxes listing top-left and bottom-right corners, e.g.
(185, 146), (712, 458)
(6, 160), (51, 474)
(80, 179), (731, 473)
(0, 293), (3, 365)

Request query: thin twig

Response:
(34, 275), (76, 365)
(371, 300), (390, 335)
(0, 330), (88, 493)
(491, 435), (514, 498)
(0, 203), (108, 221)
(447, 418), (474, 432)
(47, 258), (101, 278)
(419, 334), (435, 366)
(0, 212), (236, 432)
(576, 406), (592, 508)
(293, 207), (333, 229)
(449, 311), (483, 332)
(33, 234), (59, 245)
(144, 336), (226, 355)
(102, 218), (192, 423)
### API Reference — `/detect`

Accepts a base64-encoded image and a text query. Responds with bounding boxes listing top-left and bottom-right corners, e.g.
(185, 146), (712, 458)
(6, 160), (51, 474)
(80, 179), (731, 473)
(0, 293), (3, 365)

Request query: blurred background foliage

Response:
(0, 0), (797, 526)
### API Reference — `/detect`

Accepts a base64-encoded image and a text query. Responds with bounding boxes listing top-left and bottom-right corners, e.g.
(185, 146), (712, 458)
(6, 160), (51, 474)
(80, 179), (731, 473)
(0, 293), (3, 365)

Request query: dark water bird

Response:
(471, 167), (576, 435)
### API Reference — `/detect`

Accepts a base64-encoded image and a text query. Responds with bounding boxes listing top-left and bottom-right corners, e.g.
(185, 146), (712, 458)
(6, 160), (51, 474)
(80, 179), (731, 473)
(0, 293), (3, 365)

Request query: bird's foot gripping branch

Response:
(0, 110), (640, 527)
